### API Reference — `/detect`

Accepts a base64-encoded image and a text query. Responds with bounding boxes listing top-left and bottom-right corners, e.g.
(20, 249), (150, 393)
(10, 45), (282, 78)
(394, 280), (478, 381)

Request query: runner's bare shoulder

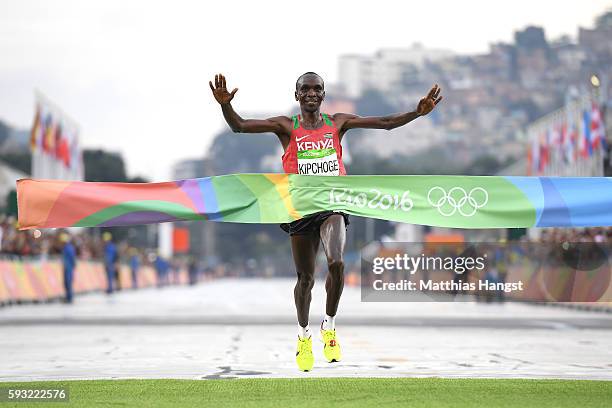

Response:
(332, 112), (358, 127)
(268, 115), (293, 136)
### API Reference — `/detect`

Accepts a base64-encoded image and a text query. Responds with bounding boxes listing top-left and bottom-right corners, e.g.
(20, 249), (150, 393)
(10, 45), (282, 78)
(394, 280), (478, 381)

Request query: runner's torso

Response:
(281, 113), (346, 175)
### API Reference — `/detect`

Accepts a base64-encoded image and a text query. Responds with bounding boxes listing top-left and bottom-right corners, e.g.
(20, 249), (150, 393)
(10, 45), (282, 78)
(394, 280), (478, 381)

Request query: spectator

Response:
(129, 247), (140, 289)
(103, 232), (118, 294)
(188, 256), (199, 285)
(154, 254), (169, 288)
(61, 232), (76, 303)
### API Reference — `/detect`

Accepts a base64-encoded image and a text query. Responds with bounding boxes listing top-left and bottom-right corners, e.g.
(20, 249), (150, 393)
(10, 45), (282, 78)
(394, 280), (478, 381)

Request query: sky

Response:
(0, 0), (610, 181)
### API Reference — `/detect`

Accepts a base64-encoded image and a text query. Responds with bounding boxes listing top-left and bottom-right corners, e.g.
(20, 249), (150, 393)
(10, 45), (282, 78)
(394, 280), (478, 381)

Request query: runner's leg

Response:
(291, 233), (320, 328)
(319, 214), (346, 317)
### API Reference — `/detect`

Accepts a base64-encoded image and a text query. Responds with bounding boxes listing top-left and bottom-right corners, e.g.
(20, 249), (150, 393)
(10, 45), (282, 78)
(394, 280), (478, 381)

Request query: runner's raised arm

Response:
(209, 73), (291, 138)
(333, 84), (443, 137)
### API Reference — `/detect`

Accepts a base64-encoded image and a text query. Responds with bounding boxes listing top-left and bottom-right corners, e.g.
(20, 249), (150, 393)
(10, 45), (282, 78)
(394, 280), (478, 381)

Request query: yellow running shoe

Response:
(320, 329), (342, 363)
(296, 336), (314, 372)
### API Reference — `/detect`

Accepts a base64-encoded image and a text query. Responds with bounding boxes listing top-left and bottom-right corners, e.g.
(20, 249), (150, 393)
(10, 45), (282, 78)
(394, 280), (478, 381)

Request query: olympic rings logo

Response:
(427, 186), (489, 217)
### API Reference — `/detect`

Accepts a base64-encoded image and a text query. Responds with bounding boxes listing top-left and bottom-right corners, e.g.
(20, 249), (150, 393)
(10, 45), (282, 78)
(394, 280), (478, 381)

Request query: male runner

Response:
(210, 72), (442, 371)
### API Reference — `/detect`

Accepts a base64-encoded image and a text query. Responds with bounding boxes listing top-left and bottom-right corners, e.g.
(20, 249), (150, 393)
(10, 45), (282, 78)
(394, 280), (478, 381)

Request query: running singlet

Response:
(282, 113), (346, 176)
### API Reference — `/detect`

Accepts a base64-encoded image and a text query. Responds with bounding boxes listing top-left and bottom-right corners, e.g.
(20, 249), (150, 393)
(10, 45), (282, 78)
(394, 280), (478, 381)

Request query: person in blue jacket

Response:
(129, 247), (139, 289)
(61, 232), (76, 303)
(103, 232), (118, 294)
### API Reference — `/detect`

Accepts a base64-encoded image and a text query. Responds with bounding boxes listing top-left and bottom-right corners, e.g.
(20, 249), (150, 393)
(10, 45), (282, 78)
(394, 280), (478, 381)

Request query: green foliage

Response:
(0, 120), (10, 146)
(127, 176), (150, 183)
(5, 189), (17, 216)
(83, 149), (127, 182)
(0, 152), (31, 174)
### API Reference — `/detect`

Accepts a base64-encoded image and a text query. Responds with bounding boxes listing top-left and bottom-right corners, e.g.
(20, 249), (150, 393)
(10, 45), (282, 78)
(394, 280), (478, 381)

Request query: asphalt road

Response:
(1, 278), (611, 381)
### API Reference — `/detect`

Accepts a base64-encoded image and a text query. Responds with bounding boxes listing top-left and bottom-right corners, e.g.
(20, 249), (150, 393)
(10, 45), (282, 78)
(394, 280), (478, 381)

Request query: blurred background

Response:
(0, 0), (611, 380)
(0, 0), (611, 280)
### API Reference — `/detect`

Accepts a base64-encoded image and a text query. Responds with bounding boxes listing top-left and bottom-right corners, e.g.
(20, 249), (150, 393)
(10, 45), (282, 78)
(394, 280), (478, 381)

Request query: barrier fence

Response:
(0, 258), (189, 305)
(359, 243), (612, 311)
(2, 258), (610, 311)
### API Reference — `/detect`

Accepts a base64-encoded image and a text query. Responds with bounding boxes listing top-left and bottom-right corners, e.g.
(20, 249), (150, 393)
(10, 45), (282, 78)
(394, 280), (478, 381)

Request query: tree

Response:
(462, 155), (501, 175)
(0, 153), (30, 174)
(83, 149), (127, 182)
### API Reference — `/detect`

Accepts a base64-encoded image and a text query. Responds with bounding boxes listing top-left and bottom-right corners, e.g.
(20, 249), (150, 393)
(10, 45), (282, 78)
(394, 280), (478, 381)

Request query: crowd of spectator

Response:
(0, 215), (103, 259)
(535, 227), (611, 243)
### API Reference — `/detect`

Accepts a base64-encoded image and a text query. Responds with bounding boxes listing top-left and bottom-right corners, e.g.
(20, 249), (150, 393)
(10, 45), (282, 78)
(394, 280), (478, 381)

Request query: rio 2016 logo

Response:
(329, 188), (414, 212)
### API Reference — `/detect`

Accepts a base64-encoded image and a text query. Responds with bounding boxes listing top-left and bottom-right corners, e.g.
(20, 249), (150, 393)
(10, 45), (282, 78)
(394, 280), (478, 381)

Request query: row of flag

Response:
(29, 99), (83, 179)
(528, 101), (607, 175)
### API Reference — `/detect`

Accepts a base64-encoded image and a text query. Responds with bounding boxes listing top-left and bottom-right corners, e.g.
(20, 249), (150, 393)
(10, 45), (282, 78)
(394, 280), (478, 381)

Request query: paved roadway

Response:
(1, 278), (611, 381)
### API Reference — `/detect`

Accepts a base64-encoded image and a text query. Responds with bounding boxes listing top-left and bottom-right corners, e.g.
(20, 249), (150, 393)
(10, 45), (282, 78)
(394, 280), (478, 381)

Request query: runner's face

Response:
(295, 76), (325, 113)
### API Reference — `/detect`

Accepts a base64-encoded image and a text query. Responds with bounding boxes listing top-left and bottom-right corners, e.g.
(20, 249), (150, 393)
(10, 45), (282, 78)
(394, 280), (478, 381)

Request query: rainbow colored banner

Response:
(16, 174), (612, 230)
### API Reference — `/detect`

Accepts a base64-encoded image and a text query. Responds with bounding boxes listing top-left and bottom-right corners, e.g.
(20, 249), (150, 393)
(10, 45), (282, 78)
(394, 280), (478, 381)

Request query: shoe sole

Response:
(297, 361), (314, 372)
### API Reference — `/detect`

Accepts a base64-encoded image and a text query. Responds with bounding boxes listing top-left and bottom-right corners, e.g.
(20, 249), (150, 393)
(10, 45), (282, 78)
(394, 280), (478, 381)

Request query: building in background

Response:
(338, 44), (454, 98)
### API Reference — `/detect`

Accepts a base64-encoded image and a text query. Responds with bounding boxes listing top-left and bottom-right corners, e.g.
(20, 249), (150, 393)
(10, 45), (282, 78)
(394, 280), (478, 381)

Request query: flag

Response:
(59, 136), (71, 168)
(55, 123), (71, 167)
(591, 102), (607, 151)
(549, 124), (562, 166)
(32, 93), (84, 180)
(531, 135), (540, 175)
(55, 123), (63, 160)
(43, 115), (56, 154)
(550, 124), (561, 148)
(568, 111), (579, 162)
(29, 106), (41, 152)
(561, 121), (574, 164)
(526, 142), (533, 175)
(579, 109), (592, 158)
(539, 133), (549, 172)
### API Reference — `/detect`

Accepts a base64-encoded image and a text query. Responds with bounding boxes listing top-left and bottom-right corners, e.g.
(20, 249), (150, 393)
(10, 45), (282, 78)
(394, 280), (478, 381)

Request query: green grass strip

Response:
(1, 378), (610, 408)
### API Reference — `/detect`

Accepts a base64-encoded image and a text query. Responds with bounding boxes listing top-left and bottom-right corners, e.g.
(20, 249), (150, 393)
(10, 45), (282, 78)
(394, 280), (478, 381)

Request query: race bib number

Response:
(297, 148), (340, 175)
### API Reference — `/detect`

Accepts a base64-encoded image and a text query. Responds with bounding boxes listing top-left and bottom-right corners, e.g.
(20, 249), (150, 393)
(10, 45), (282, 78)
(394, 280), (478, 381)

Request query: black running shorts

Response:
(280, 210), (350, 236)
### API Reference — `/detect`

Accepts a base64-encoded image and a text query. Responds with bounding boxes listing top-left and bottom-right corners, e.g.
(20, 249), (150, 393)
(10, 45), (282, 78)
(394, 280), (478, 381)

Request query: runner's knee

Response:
(296, 272), (315, 289)
(327, 258), (344, 274)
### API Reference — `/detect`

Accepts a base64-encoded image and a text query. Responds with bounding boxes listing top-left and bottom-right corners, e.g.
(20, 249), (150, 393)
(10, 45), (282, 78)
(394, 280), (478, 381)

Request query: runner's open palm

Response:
(209, 73), (238, 105)
(416, 84), (443, 116)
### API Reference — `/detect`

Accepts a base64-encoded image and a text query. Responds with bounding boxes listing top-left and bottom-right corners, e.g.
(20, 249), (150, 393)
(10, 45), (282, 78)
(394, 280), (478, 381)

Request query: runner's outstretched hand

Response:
(209, 73), (238, 105)
(416, 84), (443, 116)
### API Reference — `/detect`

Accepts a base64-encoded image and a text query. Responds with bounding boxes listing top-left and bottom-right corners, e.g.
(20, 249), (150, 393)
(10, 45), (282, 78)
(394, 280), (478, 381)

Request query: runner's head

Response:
(295, 72), (325, 113)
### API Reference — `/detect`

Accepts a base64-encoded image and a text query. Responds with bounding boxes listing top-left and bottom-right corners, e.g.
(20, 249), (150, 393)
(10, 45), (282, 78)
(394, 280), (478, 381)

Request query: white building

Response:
(339, 44), (454, 98)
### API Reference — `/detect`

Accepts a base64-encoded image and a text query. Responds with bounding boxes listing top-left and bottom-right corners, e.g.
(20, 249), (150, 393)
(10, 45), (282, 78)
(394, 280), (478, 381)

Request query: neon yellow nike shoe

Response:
(296, 336), (314, 372)
(320, 329), (342, 363)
